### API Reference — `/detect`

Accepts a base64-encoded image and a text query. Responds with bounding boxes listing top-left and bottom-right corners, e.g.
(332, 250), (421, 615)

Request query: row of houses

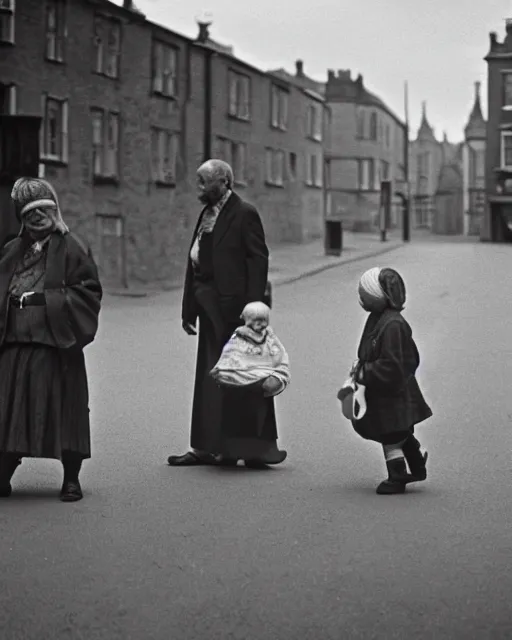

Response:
(0, 0), (409, 287)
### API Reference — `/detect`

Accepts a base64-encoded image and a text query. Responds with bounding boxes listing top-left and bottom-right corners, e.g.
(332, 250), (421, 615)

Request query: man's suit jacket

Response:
(182, 192), (269, 325)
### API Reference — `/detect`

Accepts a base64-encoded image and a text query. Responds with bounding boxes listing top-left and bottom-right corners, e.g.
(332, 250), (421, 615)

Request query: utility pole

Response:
(403, 80), (411, 242)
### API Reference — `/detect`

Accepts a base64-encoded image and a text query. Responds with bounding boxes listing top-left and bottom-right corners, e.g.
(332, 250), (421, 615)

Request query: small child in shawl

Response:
(210, 302), (290, 397)
(338, 267), (432, 496)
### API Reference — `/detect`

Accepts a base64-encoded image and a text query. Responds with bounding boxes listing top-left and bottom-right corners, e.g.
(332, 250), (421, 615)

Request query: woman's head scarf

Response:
(358, 267), (406, 312)
(10, 177), (69, 237)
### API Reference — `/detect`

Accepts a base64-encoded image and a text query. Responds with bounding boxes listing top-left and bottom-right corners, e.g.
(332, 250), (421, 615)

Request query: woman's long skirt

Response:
(0, 343), (91, 459)
(190, 281), (280, 459)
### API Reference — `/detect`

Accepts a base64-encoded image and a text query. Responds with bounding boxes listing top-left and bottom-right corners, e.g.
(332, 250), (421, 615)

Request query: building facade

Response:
(322, 70), (407, 231)
(409, 103), (461, 230)
(461, 82), (486, 236)
(483, 19), (512, 242)
(0, 0), (328, 289)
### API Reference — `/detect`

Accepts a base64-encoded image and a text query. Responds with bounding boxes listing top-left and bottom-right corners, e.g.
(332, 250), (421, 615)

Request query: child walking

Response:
(345, 267), (432, 495)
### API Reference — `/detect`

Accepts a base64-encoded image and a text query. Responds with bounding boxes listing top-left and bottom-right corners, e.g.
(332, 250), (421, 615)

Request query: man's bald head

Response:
(197, 159), (234, 188)
(196, 159), (234, 205)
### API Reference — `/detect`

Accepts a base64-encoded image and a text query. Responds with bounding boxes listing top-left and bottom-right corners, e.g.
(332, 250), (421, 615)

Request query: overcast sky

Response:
(114, 0), (511, 142)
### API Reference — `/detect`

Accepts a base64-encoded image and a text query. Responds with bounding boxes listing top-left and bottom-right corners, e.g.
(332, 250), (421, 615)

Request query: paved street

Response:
(1, 239), (511, 640)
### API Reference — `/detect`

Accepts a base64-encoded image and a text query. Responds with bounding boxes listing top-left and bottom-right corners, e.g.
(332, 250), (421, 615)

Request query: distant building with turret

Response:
(409, 103), (461, 230)
(461, 82), (486, 236)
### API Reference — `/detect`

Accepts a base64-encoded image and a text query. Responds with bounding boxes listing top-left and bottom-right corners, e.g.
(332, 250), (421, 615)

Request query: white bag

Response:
(337, 377), (367, 421)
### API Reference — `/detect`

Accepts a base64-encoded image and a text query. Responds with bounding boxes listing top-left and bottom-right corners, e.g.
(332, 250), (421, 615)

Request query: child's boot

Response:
(402, 434), (428, 482)
(376, 458), (409, 495)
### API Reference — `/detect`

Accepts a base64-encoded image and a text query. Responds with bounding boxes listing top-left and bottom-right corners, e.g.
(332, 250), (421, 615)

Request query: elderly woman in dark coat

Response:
(0, 178), (102, 501)
(350, 267), (432, 495)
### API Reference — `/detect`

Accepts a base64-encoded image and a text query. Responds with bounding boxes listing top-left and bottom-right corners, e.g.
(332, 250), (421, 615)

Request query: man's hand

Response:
(262, 375), (282, 397)
(182, 320), (197, 335)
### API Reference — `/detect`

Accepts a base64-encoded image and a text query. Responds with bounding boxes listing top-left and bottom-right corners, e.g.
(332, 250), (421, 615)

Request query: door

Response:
(0, 115), (42, 246)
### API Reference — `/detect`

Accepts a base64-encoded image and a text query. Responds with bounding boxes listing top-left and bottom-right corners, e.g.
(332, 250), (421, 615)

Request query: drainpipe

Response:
(203, 46), (213, 162)
(403, 120), (410, 242)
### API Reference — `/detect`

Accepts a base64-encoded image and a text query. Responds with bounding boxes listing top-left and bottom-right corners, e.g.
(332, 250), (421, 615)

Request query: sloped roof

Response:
(417, 102), (436, 142)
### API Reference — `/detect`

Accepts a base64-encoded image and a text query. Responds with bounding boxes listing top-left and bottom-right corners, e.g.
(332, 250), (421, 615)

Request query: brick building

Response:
(483, 19), (512, 242)
(322, 70), (407, 231)
(0, 0), (328, 289)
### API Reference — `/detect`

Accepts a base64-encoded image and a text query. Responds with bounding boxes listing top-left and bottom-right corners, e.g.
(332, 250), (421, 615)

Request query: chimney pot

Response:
(295, 60), (304, 77)
(327, 69), (335, 82)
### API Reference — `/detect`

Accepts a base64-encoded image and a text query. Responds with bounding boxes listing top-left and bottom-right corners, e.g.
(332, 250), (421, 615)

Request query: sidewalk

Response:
(268, 231), (403, 287)
(107, 231), (404, 298)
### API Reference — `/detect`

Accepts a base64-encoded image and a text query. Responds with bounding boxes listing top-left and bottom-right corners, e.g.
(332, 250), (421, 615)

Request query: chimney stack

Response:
(195, 11), (213, 43)
(123, 0), (133, 9)
(295, 60), (304, 77)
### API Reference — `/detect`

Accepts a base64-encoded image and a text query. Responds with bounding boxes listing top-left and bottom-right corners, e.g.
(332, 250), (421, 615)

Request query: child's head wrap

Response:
(358, 267), (406, 312)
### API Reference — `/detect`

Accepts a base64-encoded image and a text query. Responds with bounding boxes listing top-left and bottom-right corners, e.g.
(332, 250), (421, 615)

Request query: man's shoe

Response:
(167, 451), (216, 466)
(245, 449), (287, 468)
(214, 456), (239, 467)
(60, 480), (83, 502)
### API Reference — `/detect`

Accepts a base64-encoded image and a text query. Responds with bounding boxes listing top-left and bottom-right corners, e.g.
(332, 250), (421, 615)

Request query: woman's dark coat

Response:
(352, 309), (432, 443)
(0, 232), (102, 349)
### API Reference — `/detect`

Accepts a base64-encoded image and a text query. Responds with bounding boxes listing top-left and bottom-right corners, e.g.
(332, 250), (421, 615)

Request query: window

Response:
(0, 0), (14, 44)
(503, 73), (512, 109)
(217, 138), (247, 184)
(151, 128), (178, 185)
(94, 15), (121, 79)
(500, 131), (512, 169)
(265, 148), (284, 186)
(91, 108), (119, 180)
(385, 125), (390, 148)
(380, 160), (390, 181)
(417, 151), (429, 177)
(270, 85), (288, 130)
(42, 96), (68, 163)
(228, 70), (250, 121)
(152, 41), (178, 98)
(358, 159), (374, 191)
(231, 141), (247, 184)
(356, 109), (365, 139)
(288, 152), (297, 180)
(46, 0), (66, 62)
(306, 154), (322, 187)
(0, 82), (16, 114)
(307, 104), (322, 141)
(369, 112), (377, 141)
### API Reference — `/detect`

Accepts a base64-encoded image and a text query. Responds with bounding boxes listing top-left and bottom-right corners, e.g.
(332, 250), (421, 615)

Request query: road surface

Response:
(1, 239), (511, 639)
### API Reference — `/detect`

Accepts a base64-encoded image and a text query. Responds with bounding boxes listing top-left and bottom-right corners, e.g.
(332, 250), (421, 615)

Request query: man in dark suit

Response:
(167, 160), (287, 468)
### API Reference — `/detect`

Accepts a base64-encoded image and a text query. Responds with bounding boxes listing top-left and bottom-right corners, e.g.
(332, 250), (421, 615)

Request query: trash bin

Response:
(325, 220), (343, 256)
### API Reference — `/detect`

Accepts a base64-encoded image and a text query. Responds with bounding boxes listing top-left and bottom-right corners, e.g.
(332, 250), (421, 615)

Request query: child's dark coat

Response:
(352, 308), (432, 443)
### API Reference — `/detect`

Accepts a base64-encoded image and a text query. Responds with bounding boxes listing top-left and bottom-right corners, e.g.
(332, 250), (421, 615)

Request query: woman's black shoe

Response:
(60, 480), (83, 502)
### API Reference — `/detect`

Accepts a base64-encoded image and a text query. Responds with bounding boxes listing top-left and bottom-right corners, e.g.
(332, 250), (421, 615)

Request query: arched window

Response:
(370, 112), (377, 140)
